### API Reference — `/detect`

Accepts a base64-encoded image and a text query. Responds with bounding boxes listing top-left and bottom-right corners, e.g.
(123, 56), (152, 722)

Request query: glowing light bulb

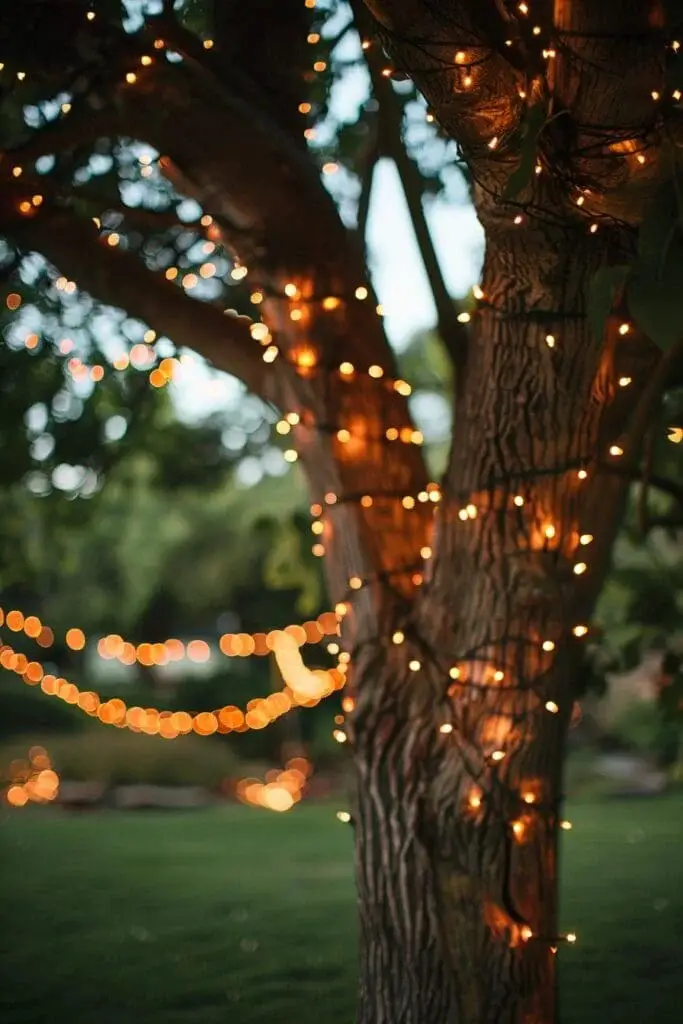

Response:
(392, 631), (405, 645)
(336, 811), (351, 822)
(618, 322), (631, 335)
(545, 700), (559, 714)
(560, 820), (573, 830)
(572, 625), (588, 637)
(544, 524), (556, 540)
(573, 562), (587, 575)
(618, 376), (632, 387)
(545, 334), (556, 348)
(513, 495), (524, 507)
(491, 750), (505, 762)
(439, 723), (453, 734)
(409, 660), (421, 671)
(542, 640), (555, 652)
(609, 444), (623, 457)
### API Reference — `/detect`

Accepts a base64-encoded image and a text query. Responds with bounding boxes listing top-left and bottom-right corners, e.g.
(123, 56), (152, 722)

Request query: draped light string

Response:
(0, 606), (342, 665)
(0, 633), (347, 739)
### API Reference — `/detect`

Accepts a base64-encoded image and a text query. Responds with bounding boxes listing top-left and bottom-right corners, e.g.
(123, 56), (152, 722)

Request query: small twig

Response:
(356, 133), (379, 254)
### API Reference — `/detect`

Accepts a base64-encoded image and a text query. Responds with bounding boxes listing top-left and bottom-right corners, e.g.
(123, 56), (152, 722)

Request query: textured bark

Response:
(344, 208), (661, 1023)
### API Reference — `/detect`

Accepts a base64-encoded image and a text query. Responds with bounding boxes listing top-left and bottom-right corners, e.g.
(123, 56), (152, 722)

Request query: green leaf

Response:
(628, 235), (683, 351)
(587, 265), (630, 343)
(501, 102), (547, 201)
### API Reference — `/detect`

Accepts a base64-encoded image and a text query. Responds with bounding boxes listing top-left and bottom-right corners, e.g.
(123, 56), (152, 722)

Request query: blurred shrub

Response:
(0, 685), (84, 740)
(611, 701), (681, 766)
(1, 729), (240, 789)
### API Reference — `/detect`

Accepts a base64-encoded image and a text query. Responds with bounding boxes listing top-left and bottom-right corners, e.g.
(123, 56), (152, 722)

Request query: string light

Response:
(0, 636), (347, 738)
(0, 606), (341, 664)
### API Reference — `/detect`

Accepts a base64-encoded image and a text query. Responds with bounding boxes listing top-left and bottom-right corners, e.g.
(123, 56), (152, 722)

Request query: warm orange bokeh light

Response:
(65, 628), (86, 651)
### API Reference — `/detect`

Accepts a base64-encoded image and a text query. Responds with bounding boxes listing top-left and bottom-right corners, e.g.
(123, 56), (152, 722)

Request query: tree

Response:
(2, 1), (683, 1021)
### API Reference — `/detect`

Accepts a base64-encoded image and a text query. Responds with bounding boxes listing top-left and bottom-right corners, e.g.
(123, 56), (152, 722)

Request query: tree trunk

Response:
(351, 640), (563, 1024)
(346, 216), (659, 1023)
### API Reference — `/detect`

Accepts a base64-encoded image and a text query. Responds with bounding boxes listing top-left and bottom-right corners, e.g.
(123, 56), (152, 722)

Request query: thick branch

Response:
(12, 209), (266, 396)
(362, 0), (525, 168)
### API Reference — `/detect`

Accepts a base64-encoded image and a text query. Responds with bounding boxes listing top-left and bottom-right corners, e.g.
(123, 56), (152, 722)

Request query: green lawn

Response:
(0, 796), (681, 1024)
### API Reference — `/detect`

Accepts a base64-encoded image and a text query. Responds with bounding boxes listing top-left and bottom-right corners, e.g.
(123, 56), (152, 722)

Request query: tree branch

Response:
(3, 103), (125, 166)
(600, 461), (683, 509)
(11, 209), (266, 396)
(356, 134), (379, 255)
(355, 0), (469, 376)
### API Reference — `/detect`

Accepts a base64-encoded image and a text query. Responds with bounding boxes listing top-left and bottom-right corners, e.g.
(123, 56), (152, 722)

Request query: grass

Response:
(0, 795), (682, 1023)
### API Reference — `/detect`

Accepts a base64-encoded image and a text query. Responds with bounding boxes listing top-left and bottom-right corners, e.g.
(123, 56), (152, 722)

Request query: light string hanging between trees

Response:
(0, 630), (348, 740)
